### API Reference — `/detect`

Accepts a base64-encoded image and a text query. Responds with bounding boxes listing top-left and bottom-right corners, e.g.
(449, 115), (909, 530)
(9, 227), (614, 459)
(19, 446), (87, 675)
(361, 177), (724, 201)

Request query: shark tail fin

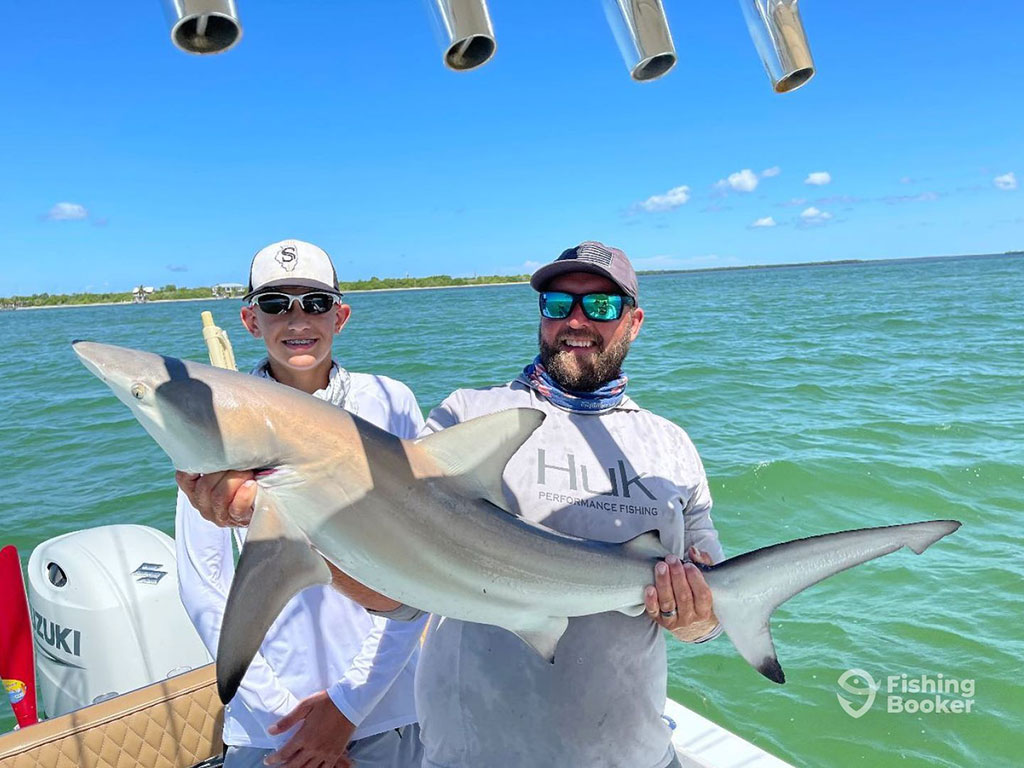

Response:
(707, 518), (961, 686)
(216, 492), (332, 704)
(712, 596), (787, 684)
(901, 519), (962, 553)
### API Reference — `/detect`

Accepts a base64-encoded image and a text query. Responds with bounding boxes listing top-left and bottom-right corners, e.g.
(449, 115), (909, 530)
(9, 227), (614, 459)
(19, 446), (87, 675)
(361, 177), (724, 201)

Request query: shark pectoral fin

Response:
(620, 530), (673, 560)
(510, 617), (569, 663)
(714, 599), (786, 684)
(414, 408), (545, 511)
(216, 493), (332, 704)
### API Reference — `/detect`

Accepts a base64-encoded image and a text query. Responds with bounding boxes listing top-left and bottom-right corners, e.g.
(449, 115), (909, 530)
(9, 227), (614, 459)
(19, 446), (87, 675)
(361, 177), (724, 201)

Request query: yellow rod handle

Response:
(201, 310), (237, 371)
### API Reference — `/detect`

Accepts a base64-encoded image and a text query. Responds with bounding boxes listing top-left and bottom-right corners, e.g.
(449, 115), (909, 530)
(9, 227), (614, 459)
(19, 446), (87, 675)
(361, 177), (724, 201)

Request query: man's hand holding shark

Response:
(648, 547), (720, 642)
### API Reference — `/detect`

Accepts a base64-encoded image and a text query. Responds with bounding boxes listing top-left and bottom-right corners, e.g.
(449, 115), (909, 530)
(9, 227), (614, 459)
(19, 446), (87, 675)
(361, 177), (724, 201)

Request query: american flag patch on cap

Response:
(530, 239), (639, 303)
(572, 242), (615, 266)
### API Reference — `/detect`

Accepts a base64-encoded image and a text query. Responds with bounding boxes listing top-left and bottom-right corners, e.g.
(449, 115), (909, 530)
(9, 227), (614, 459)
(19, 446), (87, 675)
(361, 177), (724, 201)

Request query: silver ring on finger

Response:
(660, 608), (677, 619)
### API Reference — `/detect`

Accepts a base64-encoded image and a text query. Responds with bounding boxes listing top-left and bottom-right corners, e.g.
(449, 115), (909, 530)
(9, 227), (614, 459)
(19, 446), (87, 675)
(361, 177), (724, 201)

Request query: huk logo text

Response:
(536, 449), (655, 499)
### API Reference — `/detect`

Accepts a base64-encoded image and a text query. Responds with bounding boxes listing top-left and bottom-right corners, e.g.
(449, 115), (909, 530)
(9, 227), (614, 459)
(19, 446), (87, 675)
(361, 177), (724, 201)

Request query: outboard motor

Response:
(740, 0), (814, 92)
(161, 0), (243, 55)
(425, 0), (497, 71)
(27, 525), (212, 718)
(603, 0), (677, 82)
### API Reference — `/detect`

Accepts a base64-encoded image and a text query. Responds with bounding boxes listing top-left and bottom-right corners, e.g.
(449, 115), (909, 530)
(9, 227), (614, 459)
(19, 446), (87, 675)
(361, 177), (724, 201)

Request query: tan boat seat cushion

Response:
(0, 664), (223, 768)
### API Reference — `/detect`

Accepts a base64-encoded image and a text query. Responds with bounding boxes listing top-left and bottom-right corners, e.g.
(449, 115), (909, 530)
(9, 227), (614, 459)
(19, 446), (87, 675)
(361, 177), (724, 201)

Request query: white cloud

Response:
(761, 166), (781, 178)
(750, 216), (777, 228)
(522, 260), (543, 273)
(800, 206), (833, 223)
(994, 172), (1017, 191)
(899, 176), (913, 184)
(715, 169), (759, 193)
(636, 185), (691, 212)
(804, 171), (832, 186)
(46, 202), (88, 221)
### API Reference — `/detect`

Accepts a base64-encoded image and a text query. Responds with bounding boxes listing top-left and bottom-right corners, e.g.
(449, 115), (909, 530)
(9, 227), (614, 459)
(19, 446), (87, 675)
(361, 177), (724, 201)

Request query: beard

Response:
(538, 314), (634, 392)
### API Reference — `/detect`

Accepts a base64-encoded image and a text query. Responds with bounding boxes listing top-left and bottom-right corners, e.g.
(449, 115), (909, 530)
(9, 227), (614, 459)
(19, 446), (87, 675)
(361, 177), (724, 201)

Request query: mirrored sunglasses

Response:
(539, 291), (634, 322)
(252, 291), (340, 315)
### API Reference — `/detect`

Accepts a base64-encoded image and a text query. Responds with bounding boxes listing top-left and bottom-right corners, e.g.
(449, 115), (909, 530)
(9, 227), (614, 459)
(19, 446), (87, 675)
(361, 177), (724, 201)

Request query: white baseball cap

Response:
(244, 239), (341, 300)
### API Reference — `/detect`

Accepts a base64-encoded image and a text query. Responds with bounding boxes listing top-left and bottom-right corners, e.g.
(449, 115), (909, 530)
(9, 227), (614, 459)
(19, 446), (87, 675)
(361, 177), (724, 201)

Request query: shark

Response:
(72, 340), (960, 703)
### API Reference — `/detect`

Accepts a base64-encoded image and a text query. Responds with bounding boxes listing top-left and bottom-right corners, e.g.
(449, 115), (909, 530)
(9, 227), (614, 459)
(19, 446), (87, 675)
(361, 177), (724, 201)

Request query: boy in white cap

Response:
(175, 239), (425, 768)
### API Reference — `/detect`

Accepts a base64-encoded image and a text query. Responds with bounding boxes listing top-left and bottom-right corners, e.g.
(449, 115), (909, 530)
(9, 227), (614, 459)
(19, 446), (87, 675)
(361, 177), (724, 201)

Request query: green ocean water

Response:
(1, 254), (1021, 765)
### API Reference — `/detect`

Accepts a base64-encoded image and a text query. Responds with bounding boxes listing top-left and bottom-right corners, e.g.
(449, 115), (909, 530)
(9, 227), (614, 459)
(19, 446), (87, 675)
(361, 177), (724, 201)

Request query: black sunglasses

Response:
(251, 291), (340, 315)
(539, 291), (634, 322)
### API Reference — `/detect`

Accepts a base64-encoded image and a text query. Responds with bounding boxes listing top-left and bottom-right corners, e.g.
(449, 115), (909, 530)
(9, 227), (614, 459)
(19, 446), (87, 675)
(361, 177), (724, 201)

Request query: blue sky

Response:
(1, 1), (1021, 295)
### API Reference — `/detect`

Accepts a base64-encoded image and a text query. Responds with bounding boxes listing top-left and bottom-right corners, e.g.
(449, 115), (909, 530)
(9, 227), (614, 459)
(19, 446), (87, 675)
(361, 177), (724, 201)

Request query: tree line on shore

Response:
(0, 275), (530, 308)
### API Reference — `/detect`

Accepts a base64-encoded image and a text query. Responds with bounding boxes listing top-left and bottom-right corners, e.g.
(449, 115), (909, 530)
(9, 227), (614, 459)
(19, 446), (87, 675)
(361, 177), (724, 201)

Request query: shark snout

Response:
(72, 340), (114, 383)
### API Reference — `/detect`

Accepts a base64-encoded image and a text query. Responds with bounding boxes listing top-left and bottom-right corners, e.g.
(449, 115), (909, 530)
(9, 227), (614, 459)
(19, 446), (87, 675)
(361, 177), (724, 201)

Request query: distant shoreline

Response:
(345, 280), (529, 295)
(637, 250), (1022, 277)
(3, 251), (1019, 311)
(4, 281), (534, 311)
(8, 297), (222, 312)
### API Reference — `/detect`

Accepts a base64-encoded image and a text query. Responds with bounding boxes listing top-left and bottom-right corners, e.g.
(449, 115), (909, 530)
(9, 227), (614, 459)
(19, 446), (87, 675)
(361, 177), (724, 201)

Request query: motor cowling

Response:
(27, 524), (212, 718)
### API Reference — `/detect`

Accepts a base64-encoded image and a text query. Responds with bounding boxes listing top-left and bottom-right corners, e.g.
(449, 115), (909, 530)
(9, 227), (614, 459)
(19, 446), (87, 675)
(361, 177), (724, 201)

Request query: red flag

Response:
(0, 545), (38, 727)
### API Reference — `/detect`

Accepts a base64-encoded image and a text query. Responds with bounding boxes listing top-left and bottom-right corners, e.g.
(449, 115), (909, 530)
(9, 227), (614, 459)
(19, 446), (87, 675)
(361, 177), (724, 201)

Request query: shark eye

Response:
(130, 383), (147, 400)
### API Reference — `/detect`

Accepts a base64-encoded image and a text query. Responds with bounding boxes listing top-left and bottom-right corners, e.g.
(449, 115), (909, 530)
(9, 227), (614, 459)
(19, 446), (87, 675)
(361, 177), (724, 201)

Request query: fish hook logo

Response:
(837, 668), (879, 718)
(276, 245), (299, 272)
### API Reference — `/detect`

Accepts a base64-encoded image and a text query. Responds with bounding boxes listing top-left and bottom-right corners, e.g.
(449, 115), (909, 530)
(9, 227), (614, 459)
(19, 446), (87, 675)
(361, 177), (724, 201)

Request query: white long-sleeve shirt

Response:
(175, 370), (426, 748)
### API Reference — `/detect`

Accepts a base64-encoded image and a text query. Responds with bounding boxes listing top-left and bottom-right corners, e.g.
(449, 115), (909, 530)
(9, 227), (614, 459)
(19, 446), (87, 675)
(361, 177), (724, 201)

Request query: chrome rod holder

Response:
(603, 0), (677, 82)
(426, 0), (497, 71)
(161, 0), (242, 55)
(740, 0), (815, 93)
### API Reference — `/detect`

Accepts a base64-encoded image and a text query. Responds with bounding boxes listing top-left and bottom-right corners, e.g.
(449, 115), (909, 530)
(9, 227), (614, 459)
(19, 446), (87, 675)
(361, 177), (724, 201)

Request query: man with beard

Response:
(415, 241), (725, 768)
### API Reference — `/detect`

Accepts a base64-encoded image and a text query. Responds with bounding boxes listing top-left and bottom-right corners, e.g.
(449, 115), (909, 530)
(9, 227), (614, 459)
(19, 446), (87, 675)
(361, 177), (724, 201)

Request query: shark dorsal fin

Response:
(415, 408), (545, 511)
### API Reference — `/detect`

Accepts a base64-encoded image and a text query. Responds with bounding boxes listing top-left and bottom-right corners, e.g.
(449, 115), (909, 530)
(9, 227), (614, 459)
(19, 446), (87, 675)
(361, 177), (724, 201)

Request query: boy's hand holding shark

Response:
(176, 469), (256, 527)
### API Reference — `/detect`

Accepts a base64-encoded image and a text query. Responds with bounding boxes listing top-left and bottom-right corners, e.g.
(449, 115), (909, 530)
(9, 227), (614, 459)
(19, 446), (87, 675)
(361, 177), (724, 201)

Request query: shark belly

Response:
(277, 471), (652, 631)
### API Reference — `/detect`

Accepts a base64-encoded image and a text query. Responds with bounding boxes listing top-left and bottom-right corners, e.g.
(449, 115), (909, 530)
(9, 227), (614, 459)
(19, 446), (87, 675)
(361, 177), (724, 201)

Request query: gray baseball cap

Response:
(529, 241), (639, 304)
(244, 239), (341, 300)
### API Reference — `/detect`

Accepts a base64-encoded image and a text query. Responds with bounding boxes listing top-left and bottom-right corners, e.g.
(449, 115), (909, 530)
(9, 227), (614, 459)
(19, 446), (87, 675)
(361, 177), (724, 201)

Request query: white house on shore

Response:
(212, 283), (245, 298)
